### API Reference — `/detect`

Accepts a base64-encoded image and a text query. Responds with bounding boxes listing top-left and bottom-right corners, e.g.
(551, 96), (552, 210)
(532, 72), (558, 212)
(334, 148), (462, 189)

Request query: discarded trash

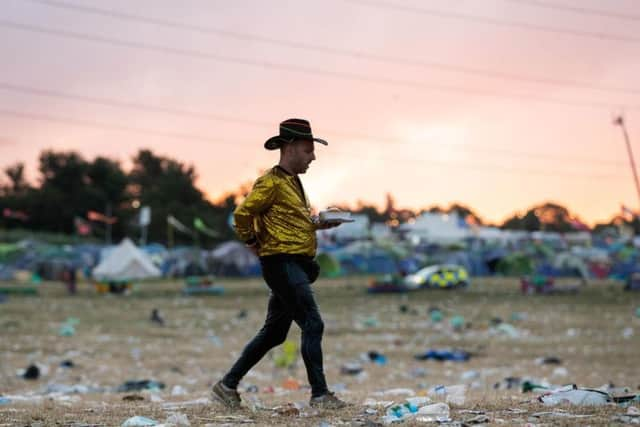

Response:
(381, 398), (432, 424)
(273, 402), (300, 416)
(274, 340), (298, 368)
(429, 308), (443, 323)
(493, 323), (521, 338)
(60, 359), (74, 368)
(0, 396), (10, 404)
(150, 308), (164, 326)
(165, 413), (190, 426)
(539, 385), (611, 406)
(430, 384), (467, 405)
(363, 316), (380, 328)
(510, 312), (527, 322)
(372, 388), (415, 397)
(59, 323), (76, 337)
(522, 380), (552, 393)
(364, 351), (387, 365)
(415, 402), (451, 423)
(536, 356), (562, 365)
(245, 384), (259, 393)
(636, 307), (640, 318)
(121, 416), (158, 427)
(623, 327), (634, 339)
(123, 394), (145, 401)
(414, 349), (471, 362)
(464, 414), (490, 424)
(22, 364), (39, 380)
(341, 362), (363, 375)
(171, 385), (187, 396)
(449, 315), (465, 331)
(282, 377), (300, 390)
(530, 410), (593, 419)
(461, 370), (480, 381)
(208, 334), (223, 347)
(552, 367), (568, 377)
(117, 380), (165, 392)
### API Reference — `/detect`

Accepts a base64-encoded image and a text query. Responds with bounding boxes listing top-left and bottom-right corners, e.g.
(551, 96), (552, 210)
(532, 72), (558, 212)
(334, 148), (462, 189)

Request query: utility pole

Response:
(614, 115), (640, 211)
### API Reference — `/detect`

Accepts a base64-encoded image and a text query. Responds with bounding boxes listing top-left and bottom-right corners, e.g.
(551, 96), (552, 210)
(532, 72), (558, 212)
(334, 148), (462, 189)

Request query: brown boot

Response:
(309, 391), (349, 409)
(211, 381), (242, 409)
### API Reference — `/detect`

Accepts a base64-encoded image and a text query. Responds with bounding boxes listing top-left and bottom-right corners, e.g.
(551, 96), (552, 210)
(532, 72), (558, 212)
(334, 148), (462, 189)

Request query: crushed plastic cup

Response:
(165, 413), (190, 426)
(429, 384), (467, 405)
(121, 416), (158, 427)
(416, 402), (451, 423)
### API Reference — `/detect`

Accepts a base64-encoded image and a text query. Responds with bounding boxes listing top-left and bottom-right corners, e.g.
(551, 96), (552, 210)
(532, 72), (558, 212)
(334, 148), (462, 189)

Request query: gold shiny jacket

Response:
(233, 166), (318, 257)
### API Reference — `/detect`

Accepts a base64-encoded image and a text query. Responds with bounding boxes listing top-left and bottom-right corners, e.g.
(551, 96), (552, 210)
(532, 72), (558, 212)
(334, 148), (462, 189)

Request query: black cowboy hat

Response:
(264, 118), (328, 150)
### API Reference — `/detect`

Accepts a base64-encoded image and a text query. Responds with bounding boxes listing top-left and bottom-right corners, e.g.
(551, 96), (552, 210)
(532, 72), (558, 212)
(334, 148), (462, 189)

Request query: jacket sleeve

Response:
(233, 174), (276, 242)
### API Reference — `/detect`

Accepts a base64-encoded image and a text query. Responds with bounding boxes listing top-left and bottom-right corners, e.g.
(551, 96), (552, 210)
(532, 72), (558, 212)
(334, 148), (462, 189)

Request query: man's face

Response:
(287, 139), (316, 174)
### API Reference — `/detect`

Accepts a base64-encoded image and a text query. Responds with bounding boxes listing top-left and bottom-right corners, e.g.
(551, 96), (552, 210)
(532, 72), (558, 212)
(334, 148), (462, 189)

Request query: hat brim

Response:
(264, 136), (328, 150)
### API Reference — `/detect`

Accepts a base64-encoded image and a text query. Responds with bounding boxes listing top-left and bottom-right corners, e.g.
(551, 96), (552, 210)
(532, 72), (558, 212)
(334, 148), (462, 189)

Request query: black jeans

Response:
(222, 254), (328, 397)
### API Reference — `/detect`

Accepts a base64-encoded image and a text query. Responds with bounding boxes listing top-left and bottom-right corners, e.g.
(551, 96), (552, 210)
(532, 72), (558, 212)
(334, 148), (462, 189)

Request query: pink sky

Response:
(1, 0), (639, 225)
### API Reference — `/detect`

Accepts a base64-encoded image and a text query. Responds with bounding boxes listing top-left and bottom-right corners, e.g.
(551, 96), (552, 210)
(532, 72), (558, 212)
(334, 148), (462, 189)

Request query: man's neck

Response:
(277, 162), (296, 176)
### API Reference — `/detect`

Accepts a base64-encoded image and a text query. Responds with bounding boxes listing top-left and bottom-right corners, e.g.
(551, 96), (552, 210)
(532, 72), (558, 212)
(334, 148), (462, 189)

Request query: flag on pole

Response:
(87, 210), (117, 224)
(74, 216), (92, 235)
(2, 208), (29, 221)
(194, 217), (219, 238)
(167, 215), (195, 237)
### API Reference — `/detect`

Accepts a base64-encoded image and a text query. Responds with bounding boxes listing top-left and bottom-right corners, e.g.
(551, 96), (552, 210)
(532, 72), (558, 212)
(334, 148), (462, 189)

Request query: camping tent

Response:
(208, 241), (259, 276)
(92, 238), (161, 281)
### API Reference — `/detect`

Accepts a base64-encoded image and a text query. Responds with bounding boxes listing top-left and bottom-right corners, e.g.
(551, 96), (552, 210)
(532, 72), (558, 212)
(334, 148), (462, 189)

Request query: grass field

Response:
(1, 277), (639, 426)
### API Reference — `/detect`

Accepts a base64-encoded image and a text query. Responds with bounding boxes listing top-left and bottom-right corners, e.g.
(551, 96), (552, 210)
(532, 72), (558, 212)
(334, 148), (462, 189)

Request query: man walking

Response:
(212, 118), (348, 410)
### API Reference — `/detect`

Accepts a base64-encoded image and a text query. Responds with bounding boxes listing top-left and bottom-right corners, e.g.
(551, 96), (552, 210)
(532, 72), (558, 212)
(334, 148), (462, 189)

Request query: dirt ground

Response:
(1, 276), (639, 426)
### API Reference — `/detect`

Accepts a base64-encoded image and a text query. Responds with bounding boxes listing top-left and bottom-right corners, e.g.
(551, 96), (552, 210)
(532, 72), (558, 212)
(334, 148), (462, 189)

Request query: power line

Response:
(503, 0), (640, 22)
(345, 0), (640, 43)
(0, 82), (628, 168)
(1, 20), (638, 113)
(21, 0), (640, 95)
(0, 108), (628, 181)
(0, 108), (219, 144)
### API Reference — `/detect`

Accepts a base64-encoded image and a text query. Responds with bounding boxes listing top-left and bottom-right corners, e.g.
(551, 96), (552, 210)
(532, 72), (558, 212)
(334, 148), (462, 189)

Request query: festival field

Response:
(1, 277), (639, 426)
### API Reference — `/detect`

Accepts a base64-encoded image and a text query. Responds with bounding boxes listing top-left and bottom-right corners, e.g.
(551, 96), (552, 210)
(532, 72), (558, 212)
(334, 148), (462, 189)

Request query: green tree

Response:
(128, 149), (230, 245)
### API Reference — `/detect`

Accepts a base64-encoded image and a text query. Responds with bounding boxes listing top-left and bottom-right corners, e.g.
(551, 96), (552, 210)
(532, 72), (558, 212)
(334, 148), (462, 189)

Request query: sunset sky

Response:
(1, 0), (639, 226)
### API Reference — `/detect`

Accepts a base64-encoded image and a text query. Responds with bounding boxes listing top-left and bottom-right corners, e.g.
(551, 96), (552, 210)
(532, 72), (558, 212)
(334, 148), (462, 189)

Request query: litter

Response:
(538, 385), (611, 406)
(415, 402), (451, 423)
(121, 416), (158, 427)
(341, 362), (364, 375)
(164, 413), (190, 426)
(414, 349), (471, 362)
(117, 380), (165, 392)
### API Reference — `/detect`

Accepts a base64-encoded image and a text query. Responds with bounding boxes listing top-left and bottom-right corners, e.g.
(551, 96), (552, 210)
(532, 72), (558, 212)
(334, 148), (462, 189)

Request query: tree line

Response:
(0, 149), (630, 245)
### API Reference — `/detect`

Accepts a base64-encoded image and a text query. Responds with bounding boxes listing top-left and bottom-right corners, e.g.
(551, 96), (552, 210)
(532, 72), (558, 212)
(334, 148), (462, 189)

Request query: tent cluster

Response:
(2, 210), (640, 289)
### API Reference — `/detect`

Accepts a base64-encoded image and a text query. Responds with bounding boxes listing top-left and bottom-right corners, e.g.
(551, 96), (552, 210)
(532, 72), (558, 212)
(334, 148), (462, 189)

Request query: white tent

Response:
(92, 238), (161, 281)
